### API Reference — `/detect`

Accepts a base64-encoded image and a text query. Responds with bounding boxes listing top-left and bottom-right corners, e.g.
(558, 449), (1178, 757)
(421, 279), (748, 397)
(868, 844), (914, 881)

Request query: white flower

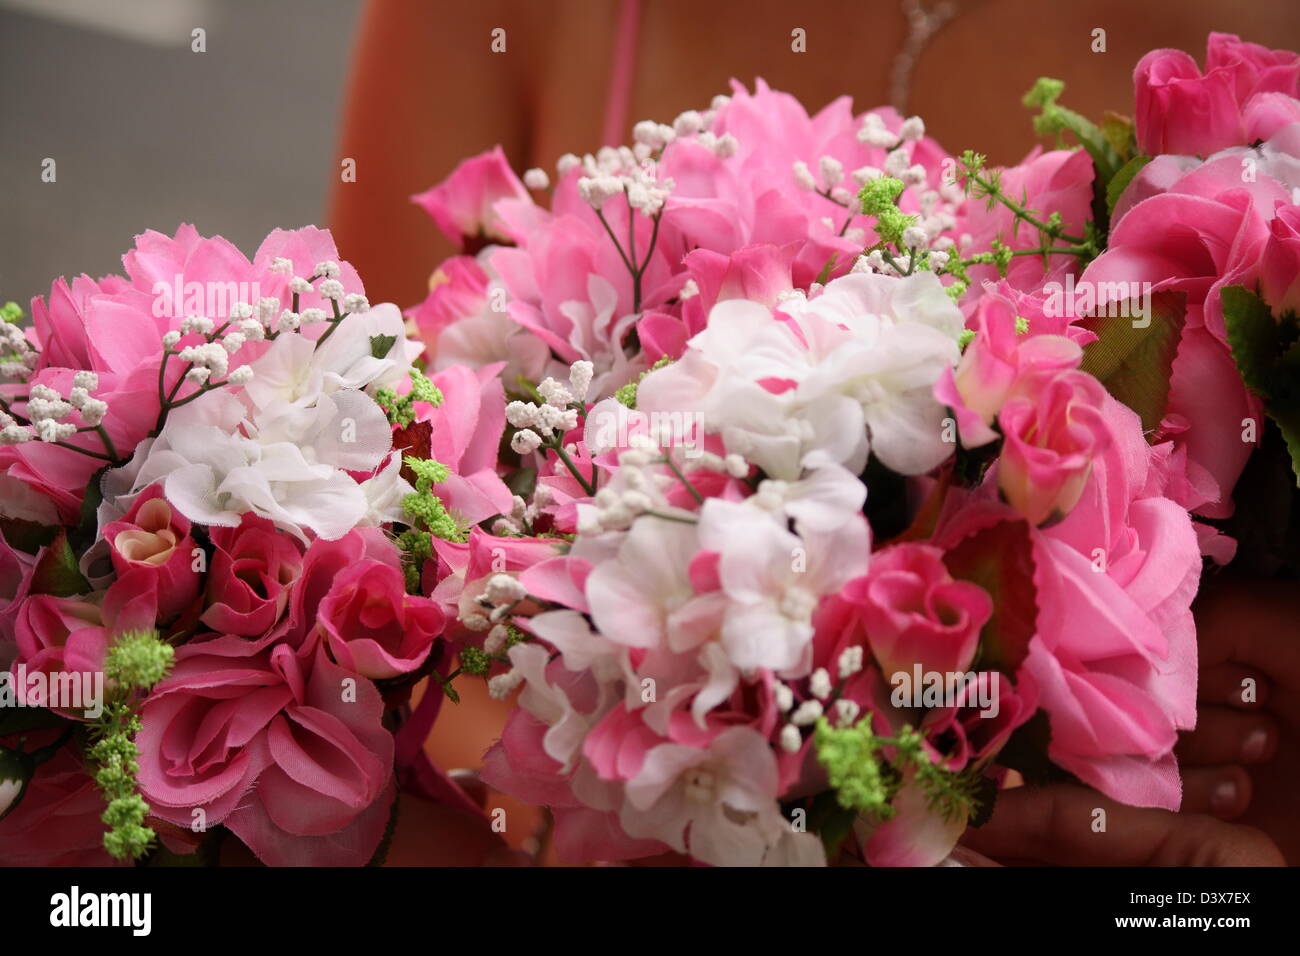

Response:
(638, 271), (961, 480)
(523, 167), (550, 190)
(696, 497), (869, 673)
(510, 429), (542, 455)
(620, 726), (817, 867)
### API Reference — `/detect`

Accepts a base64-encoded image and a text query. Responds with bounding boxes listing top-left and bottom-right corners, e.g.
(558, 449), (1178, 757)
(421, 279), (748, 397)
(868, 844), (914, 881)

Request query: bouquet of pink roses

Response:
(3, 29), (1297, 868)
(0, 226), (494, 865)
(404, 32), (1300, 866)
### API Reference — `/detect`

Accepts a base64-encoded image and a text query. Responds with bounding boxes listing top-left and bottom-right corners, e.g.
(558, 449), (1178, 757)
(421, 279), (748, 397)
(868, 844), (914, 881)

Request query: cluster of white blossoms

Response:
(0, 372), (109, 446)
(636, 270), (964, 483)
(102, 299), (422, 542)
(0, 318), (38, 382)
(774, 648), (866, 754)
(792, 111), (964, 266)
(505, 359), (593, 455)
(572, 97), (737, 217)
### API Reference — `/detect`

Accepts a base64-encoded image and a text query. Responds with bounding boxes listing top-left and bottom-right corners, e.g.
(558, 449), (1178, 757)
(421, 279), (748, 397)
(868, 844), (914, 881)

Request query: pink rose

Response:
(1259, 203), (1300, 316)
(997, 370), (1112, 526)
(318, 559), (444, 679)
(200, 514), (303, 637)
(137, 637), (394, 867)
(0, 732), (118, 866)
(1135, 48), (1244, 156)
(1204, 32), (1300, 102)
(936, 286), (1083, 447)
(103, 484), (199, 622)
(1134, 34), (1300, 157)
(0, 528), (35, 651)
(11, 569), (156, 718)
(412, 146), (531, 248)
(407, 255), (491, 351)
(843, 544), (992, 680)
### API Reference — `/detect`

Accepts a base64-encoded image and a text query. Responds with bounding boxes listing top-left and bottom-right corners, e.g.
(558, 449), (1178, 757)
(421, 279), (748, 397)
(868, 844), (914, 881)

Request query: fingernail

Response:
(1242, 728), (1270, 762)
(1211, 779), (1238, 815)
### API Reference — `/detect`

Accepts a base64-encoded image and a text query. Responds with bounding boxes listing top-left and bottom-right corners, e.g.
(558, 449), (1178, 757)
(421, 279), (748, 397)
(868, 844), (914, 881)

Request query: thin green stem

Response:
(549, 439), (596, 496)
(659, 451), (704, 504)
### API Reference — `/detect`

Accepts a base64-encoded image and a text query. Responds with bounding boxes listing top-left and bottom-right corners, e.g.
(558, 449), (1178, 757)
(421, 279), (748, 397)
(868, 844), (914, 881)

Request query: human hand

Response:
(1178, 572), (1300, 861)
(959, 782), (1284, 866)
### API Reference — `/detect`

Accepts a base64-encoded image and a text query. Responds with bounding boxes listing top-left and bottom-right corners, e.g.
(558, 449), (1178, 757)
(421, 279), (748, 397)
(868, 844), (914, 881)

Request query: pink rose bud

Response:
(411, 145), (530, 249)
(102, 484), (199, 623)
(318, 559), (445, 679)
(997, 369), (1111, 527)
(1259, 204), (1300, 318)
(406, 255), (491, 353)
(1134, 48), (1243, 156)
(1204, 32), (1300, 102)
(844, 543), (992, 681)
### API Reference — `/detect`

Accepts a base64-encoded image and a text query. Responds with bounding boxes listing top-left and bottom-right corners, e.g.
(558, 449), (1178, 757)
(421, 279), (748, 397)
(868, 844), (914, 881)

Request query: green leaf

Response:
(1079, 290), (1186, 433)
(944, 519), (1037, 673)
(369, 333), (398, 359)
(1268, 404), (1300, 489)
(1105, 155), (1152, 216)
(814, 254), (838, 286)
(30, 529), (89, 597)
(1221, 285), (1280, 397)
(1101, 111), (1137, 162)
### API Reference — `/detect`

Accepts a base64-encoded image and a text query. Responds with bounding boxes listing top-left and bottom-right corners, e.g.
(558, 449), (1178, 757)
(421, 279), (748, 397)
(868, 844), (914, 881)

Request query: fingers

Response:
(1195, 574), (1300, 676)
(960, 783), (1285, 866)
(1177, 706), (1278, 765)
(1197, 664), (1269, 710)
(1179, 765), (1252, 819)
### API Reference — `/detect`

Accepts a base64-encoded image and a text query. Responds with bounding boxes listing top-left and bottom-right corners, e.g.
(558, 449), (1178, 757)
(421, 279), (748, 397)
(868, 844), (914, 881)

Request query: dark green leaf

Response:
(1221, 285), (1279, 397)
(945, 519), (1037, 673)
(1105, 155), (1152, 216)
(30, 529), (90, 597)
(1080, 290), (1186, 433)
(369, 333), (398, 359)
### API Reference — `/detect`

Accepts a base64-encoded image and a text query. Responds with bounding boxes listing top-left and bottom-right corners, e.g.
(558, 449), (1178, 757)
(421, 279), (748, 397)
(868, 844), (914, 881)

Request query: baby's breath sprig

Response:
(89, 629), (174, 862)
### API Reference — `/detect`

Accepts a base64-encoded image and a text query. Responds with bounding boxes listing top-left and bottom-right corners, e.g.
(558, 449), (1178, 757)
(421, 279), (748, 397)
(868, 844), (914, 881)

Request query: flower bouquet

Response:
(3, 30), (1298, 867)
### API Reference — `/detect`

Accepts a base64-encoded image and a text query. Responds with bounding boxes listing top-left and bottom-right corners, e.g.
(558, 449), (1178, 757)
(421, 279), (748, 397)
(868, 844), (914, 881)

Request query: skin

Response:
(324, 0), (1300, 863)
(329, 0), (1300, 306)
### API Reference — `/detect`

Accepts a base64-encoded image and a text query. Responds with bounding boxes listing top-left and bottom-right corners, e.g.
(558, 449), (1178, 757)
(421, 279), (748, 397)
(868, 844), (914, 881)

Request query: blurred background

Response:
(0, 0), (361, 302)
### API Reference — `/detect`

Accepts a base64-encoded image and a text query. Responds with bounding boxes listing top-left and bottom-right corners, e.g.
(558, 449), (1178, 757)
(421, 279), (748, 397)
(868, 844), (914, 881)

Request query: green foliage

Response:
(90, 629), (174, 861)
(376, 368), (445, 426)
(813, 718), (987, 827)
(1222, 285), (1300, 487)
(615, 356), (673, 409)
(30, 529), (90, 598)
(857, 176), (915, 247)
(1106, 155), (1153, 215)
(1079, 291), (1186, 434)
